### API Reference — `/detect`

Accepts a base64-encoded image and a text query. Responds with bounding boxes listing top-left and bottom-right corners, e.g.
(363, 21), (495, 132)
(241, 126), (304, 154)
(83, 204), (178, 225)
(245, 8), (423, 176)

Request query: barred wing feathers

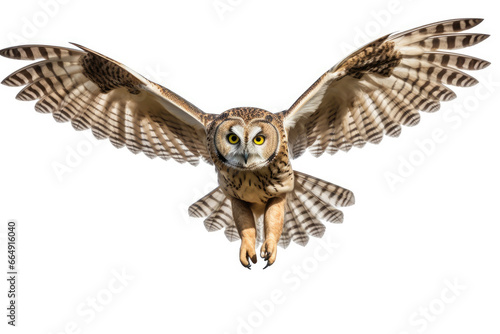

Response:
(281, 18), (490, 159)
(1, 44), (213, 165)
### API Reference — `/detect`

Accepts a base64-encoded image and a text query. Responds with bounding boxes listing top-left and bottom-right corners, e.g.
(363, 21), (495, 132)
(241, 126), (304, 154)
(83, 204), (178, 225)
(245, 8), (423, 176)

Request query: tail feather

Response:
(188, 187), (226, 218)
(188, 188), (238, 239)
(188, 171), (355, 248)
(294, 171), (355, 207)
(278, 211), (293, 248)
(289, 191), (326, 238)
(224, 226), (240, 242)
(294, 183), (344, 224)
(203, 197), (233, 232)
(285, 201), (310, 246)
(280, 172), (354, 246)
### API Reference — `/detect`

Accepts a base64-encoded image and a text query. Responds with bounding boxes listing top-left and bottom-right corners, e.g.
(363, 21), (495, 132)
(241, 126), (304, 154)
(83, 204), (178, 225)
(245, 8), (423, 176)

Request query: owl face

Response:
(213, 115), (280, 170)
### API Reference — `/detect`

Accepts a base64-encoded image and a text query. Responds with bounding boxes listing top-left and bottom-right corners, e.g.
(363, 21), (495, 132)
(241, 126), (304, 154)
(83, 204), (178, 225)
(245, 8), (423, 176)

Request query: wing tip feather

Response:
(0, 46), (18, 59)
(1, 77), (17, 86)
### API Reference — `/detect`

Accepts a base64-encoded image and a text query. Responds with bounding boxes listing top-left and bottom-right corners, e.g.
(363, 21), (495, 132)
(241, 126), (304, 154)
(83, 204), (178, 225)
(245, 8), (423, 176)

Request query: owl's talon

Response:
(244, 254), (253, 269)
(260, 239), (277, 268)
(239, 239), (257, 269)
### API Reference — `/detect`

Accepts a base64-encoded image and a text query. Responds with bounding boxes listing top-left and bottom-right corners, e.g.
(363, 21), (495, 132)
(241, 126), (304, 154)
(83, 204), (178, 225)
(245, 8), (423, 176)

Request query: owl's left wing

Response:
(1, 44), (214, 165)
(280, 18), (490, 159)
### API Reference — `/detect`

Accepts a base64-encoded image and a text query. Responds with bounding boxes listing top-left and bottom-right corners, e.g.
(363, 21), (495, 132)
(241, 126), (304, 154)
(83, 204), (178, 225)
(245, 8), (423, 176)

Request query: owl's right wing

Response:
(1, 44), (215, 166)
(279, 18), (490, 159)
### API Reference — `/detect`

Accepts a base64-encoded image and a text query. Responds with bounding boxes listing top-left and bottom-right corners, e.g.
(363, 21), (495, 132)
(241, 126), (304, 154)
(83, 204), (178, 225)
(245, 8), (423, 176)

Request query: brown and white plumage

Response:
(281, 18), (490, 158)
(1, 18), (489, 269)
(1, 43), (212, 165)
(189, 171), (354, 247)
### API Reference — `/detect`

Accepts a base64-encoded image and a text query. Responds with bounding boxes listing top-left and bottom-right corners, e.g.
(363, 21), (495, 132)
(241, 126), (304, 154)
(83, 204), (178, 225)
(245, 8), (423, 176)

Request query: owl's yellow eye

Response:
(253, 135), (265, 145)
(227, 134), (240, 145)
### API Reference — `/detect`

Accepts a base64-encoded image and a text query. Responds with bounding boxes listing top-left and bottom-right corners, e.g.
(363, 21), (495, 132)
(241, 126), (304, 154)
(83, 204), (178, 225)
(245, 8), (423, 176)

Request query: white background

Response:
(0, 0), (499, 333)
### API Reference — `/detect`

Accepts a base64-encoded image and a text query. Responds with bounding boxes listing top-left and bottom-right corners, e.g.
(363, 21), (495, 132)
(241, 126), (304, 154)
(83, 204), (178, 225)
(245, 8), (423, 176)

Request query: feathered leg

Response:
(261, 195), (286, 269)
(231, 197), (257, 269)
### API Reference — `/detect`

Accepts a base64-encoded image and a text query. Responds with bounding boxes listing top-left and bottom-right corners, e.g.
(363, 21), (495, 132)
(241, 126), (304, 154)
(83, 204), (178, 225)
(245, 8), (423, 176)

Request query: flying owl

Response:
(1, 18), (490, 269)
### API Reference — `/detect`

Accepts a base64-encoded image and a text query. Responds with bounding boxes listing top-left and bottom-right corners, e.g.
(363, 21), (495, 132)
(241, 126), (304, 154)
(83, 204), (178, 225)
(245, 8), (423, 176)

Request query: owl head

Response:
(208, 107), (283, 170)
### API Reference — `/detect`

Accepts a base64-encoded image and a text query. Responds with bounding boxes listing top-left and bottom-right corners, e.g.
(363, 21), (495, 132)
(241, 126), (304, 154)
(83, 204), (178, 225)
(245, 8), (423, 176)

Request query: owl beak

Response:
(243, 151), (249, 164)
